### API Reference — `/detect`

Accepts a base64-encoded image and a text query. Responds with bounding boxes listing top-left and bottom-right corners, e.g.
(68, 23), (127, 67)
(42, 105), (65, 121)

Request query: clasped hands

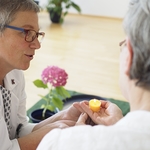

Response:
(74, 100), (123, 126)
(60, 100), (123, 128)
(35, 100), (124, 137)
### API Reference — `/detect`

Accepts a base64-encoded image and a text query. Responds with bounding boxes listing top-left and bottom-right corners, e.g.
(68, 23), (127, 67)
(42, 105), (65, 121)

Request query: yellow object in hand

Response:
(89, 99), (101, 112)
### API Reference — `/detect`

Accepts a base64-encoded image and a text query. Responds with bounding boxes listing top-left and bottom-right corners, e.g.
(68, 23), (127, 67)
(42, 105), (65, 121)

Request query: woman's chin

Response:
(19, 64), (30, 70)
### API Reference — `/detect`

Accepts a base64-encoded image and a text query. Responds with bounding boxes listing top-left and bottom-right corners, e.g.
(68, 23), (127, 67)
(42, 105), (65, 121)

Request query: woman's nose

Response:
(30, 38), (41, 49)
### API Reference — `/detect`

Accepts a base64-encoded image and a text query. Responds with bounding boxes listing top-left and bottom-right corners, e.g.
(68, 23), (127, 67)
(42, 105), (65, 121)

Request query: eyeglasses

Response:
(119, 39), (126, 51)
(4, 25), (45, 43)
(119, 39), (126, 47)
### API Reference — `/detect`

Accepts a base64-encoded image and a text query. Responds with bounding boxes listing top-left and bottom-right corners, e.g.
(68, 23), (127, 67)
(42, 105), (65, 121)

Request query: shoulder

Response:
(37, 123), (150, 150)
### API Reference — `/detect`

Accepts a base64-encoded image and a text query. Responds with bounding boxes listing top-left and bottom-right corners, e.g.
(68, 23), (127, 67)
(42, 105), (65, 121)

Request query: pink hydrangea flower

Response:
(41, 66), (68, 87)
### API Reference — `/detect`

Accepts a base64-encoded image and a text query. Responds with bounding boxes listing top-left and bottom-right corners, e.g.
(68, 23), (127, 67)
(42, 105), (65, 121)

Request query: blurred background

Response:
(39, 0), (129, 18)
(24, 0), (129, 110)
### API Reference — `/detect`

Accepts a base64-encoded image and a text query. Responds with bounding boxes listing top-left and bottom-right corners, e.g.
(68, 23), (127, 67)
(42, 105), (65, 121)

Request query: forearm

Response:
(18, 125), (51, 150)
(18, 118), (75, 150)
(32, 110), (65, 131)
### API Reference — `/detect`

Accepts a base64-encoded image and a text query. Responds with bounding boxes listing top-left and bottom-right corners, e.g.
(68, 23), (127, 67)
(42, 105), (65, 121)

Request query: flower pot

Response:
(34, 0), (39, 5)
(48, 8), (62, 23)
(29, 109), (55, 123)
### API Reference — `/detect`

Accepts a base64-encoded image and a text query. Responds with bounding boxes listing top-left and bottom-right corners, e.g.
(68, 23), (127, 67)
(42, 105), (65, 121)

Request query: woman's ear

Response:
(125, 38), (133, 75)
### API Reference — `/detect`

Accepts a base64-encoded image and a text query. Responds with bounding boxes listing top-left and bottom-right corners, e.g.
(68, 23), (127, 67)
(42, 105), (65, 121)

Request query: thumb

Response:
(76, 113), (88, 125)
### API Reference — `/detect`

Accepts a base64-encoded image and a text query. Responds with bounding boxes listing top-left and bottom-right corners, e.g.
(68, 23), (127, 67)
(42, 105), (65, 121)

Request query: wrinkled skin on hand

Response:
(74, 100), (123, 126)
(60, 103), (83, 124)
(75, 113), (96, 126)
(34, 103), (83, 132)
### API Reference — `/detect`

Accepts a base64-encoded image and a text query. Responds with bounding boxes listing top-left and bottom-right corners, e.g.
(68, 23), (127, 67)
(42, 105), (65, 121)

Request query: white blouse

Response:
(0, 69), (35, 150)
(37, 111), (150, 150)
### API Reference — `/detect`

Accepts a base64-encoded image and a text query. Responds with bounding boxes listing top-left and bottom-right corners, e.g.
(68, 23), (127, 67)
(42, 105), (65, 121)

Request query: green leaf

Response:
(71, 2), (81, 13)
(47, 105), (55, 111)
(41, 104), (46, 108)
(52, 97), (64, 110)
(59, 17), (64, 24)
(55, 86), (71, 99)
(61, 86), (71, 98)
(38, 94), (50, 102)
(63, 0), (69, 3)
(63, 11), (68, 16)
(33, 79), (48, 89)
(65, 4), (71, 9)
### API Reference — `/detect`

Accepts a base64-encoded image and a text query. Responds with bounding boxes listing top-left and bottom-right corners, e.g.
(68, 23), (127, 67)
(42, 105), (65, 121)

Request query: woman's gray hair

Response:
(0, 0), (39, 32)
(123, 0), (150, 89)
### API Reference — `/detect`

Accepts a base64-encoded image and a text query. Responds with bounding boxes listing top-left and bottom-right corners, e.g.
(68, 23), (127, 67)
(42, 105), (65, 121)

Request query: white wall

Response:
(39, 0), (129, 18)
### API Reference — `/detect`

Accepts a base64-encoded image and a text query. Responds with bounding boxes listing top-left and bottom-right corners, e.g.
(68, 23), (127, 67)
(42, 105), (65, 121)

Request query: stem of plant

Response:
(42, 107), (47, 119)
(42, 84), (53, 119)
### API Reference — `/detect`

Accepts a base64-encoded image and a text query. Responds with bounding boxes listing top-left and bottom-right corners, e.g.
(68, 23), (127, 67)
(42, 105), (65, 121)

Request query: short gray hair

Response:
(123, 0), (150, 89)
(0, 0), (40, 32)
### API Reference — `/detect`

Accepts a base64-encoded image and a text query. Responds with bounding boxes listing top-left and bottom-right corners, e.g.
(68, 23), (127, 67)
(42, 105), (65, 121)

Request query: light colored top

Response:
(37, 111), (150, 150)
(0, 69), (35, 150)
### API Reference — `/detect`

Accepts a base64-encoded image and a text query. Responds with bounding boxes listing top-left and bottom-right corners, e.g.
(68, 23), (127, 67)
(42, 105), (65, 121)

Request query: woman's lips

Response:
(25, 54), (34, 60)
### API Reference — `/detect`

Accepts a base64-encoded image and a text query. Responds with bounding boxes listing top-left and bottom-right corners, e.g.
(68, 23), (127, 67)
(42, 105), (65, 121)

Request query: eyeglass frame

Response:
(3, 24), (45, 43)
(119, 39), (127, 52)
(119, 39), (126, 47)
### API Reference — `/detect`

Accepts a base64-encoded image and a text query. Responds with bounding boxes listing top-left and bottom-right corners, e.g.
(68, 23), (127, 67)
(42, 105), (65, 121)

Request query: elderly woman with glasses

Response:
(0, 0), (94, 149)
(37, 0), (150, 150)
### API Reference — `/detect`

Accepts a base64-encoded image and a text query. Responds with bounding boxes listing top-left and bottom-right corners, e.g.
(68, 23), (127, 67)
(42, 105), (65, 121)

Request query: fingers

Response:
(100, 100), (111, 108)
(79, 100), (109, 110)
(85, 116), (96, 126)
(76, 113), (88, 125)
(74, 100), (123, 126)
(74, 100), (109, 110)
(73, 102), (84, 113)
(73, 100), (113, 126)
(80, 101), (93, 115)
(73, 101), (89, 113)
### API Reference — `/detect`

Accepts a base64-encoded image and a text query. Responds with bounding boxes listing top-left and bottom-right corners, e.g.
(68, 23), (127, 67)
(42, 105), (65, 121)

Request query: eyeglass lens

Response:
(119, 39), (126, 47)
(25, 30), (44, 42)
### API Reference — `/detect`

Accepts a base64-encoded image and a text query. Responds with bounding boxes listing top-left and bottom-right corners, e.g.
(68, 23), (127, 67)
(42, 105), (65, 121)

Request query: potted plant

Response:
(46, 0), (81, 23)
(34, 0), (39, 5)
(29, 66), (71, 123)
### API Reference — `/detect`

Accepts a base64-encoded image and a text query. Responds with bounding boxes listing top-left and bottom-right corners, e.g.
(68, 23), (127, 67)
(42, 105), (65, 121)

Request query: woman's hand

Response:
(61, 103), (82, 123)
(73, 100), (123, 126)
(75, 113), (88, 125)
(33, 103), (82, 131)
(44, 120), (76, 130)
